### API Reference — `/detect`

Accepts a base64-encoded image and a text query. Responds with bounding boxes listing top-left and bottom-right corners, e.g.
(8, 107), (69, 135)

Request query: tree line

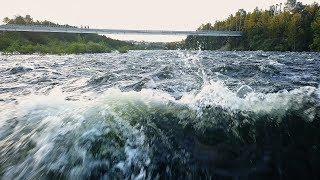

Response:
(0, 15), (135, 54)
(167, 1), (320, 52)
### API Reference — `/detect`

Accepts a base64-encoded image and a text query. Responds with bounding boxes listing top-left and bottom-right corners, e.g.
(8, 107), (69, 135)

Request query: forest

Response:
(169, 0), (320, 52)
(2, 1), (320, 53)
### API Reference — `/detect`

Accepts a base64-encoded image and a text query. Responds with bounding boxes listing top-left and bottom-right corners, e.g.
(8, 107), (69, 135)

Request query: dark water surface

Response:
(0, 50), (319, 179)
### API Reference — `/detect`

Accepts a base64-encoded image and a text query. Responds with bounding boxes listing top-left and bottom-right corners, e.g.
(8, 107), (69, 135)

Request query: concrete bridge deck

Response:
(0, 25), (242, 37)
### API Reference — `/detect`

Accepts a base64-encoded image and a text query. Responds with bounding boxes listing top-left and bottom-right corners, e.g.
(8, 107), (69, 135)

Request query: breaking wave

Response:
(1, 81), (319, 179)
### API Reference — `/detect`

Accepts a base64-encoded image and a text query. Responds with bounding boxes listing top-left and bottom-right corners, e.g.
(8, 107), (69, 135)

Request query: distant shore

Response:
(169, 1), (320, 52)
(0, 16), (138, 54)
(2, 1), (320, 54)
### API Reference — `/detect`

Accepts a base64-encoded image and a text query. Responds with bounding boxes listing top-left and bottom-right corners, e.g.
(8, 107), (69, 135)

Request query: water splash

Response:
(0, 51), (319, 179)
(177, 49), (208, 85)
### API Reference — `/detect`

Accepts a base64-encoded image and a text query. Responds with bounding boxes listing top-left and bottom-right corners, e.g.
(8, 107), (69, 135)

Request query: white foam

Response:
(180, 80), (316, 117)
(0, 81), (317, 178)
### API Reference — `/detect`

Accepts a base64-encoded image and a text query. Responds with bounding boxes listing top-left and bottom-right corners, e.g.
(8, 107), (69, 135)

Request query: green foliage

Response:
(310, 10), (320, 51)
(117, 46), (130, 53)
(86, 42), (111, 53)
(0, 36), (11, 50)
(4, 41), (21, 53)
(183, 2), (320, 52)
(0, 15), (136, 54)
(66, 42), (86, 54)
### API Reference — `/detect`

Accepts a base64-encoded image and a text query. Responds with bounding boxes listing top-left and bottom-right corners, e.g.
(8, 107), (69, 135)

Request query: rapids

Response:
(0, 50), (319, 179)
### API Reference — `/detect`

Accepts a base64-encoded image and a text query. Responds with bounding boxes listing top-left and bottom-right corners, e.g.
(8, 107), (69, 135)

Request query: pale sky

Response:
(0, 0), (317, 42)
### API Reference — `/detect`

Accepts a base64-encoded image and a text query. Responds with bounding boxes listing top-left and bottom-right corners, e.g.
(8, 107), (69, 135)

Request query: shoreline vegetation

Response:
(0, 16), (135, 54)
(1, 0), (320, 54)
(167, 0), (320, 52)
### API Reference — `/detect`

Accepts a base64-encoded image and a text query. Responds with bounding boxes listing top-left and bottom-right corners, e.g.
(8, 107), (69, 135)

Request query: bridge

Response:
(0, 25), (242, 37)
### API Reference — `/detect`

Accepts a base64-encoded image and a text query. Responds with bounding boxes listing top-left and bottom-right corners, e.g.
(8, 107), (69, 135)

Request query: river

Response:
(0, 50), (319, 179)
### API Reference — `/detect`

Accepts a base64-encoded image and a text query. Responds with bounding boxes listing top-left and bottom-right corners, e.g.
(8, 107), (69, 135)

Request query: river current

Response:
(0, 50), (319, 179)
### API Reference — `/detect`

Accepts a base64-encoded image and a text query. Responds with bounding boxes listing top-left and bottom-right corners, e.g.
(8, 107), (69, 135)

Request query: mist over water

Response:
(0, 50), (319, 179)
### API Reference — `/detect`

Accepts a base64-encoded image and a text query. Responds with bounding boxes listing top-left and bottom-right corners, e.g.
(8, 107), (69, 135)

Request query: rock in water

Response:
(9, 66), (32, 74)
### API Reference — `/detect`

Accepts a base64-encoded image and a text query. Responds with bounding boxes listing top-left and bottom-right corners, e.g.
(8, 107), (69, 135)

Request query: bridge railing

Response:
(0, 24), (243, 37)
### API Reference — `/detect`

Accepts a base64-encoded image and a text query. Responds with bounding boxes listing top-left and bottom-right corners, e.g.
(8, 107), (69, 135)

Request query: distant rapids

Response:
(0, 50), (319, 179)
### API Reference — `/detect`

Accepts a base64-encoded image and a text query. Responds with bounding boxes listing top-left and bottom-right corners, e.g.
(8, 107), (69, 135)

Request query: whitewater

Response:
(0, 50), (319, 179)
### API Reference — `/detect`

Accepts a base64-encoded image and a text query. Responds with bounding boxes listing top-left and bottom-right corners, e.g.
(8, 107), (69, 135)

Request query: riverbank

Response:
(0, 31), (133, 54)
(0, 16), (136, 54)
(180, 1), (320, 52)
